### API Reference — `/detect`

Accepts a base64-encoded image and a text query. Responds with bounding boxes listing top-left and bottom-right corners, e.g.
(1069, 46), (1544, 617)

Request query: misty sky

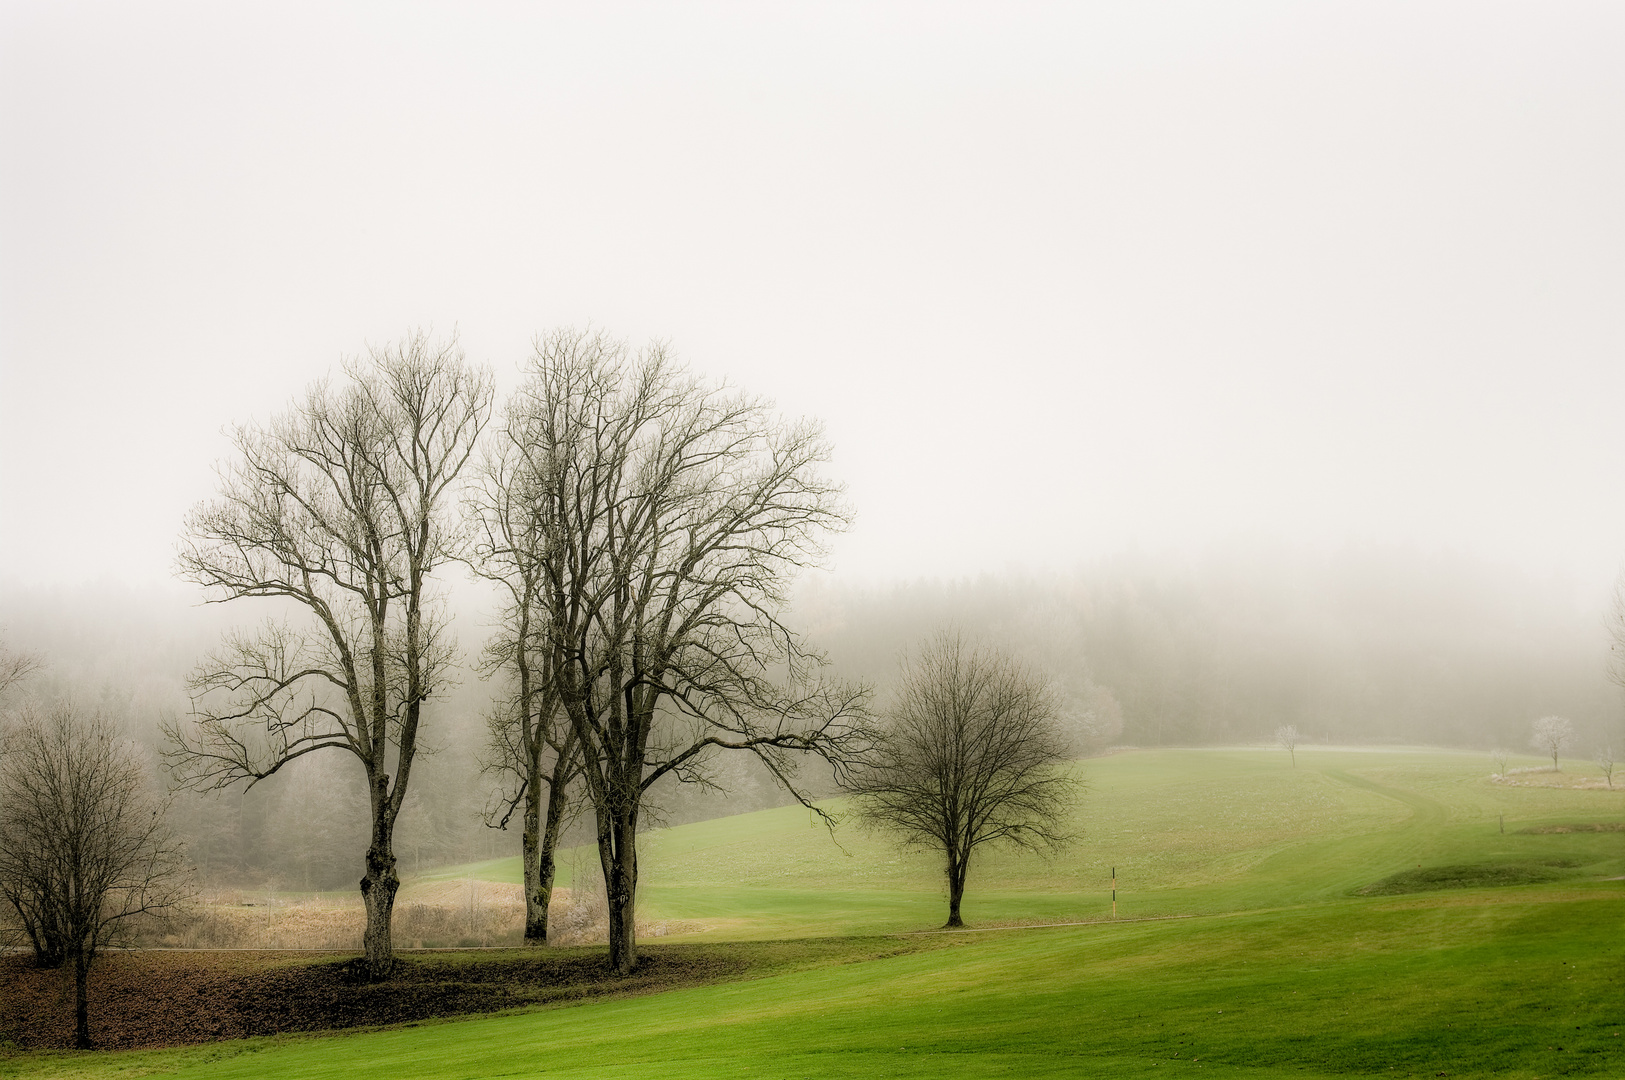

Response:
(3, 2), (1622, 599)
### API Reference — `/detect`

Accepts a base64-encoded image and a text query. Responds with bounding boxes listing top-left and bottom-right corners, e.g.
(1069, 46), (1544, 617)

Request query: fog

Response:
(4, 3), (1624, 591)
(1, 546), (1616, 887)
(2, 4), (1624, 882)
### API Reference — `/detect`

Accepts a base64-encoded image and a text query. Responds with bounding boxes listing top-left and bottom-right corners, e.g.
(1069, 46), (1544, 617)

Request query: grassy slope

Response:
(6, 747), (1621, 1079)
(569, 747), (1621, 934)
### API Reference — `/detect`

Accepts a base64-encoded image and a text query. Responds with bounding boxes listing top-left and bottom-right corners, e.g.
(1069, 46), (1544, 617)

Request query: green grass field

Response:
(5, 746), (1621, 1079)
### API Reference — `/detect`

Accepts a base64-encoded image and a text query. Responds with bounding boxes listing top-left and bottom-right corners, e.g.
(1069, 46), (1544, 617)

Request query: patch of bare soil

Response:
(0, 948), (748, 1051)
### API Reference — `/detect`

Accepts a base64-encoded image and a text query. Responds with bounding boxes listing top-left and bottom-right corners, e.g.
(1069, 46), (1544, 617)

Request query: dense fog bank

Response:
(799, 547), (1620, 754)
(2, 545), (1619, 888)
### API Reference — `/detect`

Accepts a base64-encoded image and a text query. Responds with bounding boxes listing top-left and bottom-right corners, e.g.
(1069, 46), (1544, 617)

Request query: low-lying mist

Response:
(1, 543), (1618, 890)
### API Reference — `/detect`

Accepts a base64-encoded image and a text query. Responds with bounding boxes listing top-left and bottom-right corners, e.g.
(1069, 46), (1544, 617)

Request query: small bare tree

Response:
(1529, 715), (1575, 771)
(1490, 746), (1511, 777)
(1597, 745), (1615, 790)
(846, 633), (1077, 928)
(0, 704), (187, 1048)
(1276, 724), (1300, 767)
(165, 332), (492, 979)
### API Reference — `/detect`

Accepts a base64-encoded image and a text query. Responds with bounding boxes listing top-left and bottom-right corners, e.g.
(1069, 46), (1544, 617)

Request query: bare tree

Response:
(164, 332), (492, 979)
(0, 704), (187, 1048)
(845, 633), (1077, 928)
(1490, 746), (1511, 777)
(0, 634), (41, 700)
(1596, 745), (1615, 789)
(467, 410), (589, 945)
(505, 329), (872, 974)
(1528, 715), (1575, 771)
(1276, 724), (1300, 767)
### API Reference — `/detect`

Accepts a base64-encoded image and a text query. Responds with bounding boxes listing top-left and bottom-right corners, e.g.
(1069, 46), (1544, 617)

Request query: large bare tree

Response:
(165, 332), (492, 979)
(502, 328), (871, 974)
(845, 633), (1077, 928)
(468, 430), (584, 943)
(0, 704), (187, 1048)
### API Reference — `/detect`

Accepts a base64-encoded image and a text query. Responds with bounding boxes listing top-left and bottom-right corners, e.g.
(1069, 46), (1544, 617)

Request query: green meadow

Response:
(6, 747), (1622, 1079)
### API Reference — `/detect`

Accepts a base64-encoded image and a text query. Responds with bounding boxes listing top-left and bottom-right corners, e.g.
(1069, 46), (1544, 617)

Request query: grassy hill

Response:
(451, 746), (1623, 934)
(5, 746), (1621, 1079)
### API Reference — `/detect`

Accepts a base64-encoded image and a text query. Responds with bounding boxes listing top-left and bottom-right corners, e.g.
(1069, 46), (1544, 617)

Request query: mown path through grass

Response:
(1321, 768), (1449, 828)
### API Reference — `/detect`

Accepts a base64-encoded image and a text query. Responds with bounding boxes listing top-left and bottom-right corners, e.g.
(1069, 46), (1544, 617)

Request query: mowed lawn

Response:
(5, 747), (1621, 1079)
(601, 746), (1622, 935)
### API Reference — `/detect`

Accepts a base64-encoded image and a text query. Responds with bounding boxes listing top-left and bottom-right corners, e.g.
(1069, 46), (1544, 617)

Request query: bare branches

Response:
(1276, 724), (1300, 766)
(505, 329), (864, 791)
(844, 632), (1078, 928)
(1529, 714), (1575, 770)
(0, 704), (189, 1047)
(485, 327), (869, 971)
(0, 635), (41, 701)
(167, 331), (492, 978)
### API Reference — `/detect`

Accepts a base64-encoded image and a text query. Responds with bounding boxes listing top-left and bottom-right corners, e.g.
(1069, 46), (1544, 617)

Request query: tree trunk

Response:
(361, 844), (399, 978)
(21, 912), (64, 969)
(598, 800), (639, 975)
(944, 852), (968, 928)
(522, 779), (545, 944)
(360, 782), (399, 979)
(72, 945), (90, 1049)
(523, 740), (574, 945)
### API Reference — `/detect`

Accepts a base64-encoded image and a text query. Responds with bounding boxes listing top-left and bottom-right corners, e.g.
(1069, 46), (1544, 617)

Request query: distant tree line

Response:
(797, 554), (1621, 754)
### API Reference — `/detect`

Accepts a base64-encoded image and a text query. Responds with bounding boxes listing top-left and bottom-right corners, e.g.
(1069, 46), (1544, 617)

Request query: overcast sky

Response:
(2, 1), (1622, 601)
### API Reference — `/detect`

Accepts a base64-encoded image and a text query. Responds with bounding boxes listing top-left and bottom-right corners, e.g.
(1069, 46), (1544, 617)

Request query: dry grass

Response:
(154, 878), (698, 950)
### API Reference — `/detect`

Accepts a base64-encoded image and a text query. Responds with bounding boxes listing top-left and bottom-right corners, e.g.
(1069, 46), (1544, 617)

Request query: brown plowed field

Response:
(0, 948), (746, 1051)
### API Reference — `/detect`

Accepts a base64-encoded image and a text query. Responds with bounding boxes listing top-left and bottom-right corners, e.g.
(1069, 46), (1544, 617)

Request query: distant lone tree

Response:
(1528, 715), (1575, 770)
(165, 332), (492, 980)
(1489, 746), (1510, 777)
(846, 633), (1077, 928)
(1276, 724), (1300, 767)
(1596, 745), (1615, 790)
(0, 704), (187, 1049)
